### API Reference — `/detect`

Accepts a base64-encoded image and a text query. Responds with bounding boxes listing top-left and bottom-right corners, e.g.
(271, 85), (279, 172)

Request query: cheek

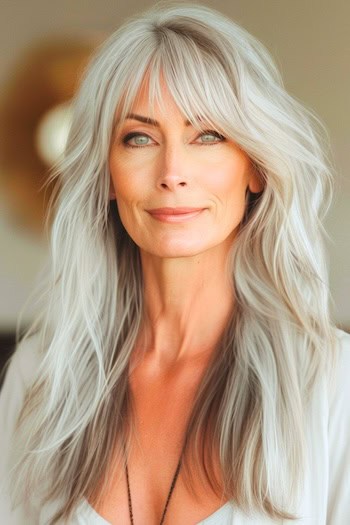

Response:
(109, 158), (148, 239)
(205, 158), (250, 233)
(109, 158), (140, 204)
(207, 158), (249, 207)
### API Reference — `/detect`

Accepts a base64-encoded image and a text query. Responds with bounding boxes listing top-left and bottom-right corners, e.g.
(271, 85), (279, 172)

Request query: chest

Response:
(89, 362), (227, 524)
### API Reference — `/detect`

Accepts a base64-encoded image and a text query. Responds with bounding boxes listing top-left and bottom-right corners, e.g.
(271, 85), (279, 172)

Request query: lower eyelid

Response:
(122, 131), (225, 147)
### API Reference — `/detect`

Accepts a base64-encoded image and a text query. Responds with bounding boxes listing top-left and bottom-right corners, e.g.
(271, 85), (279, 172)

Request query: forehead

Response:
(127, 72), (183, 121)
(116, 71), (212, 133)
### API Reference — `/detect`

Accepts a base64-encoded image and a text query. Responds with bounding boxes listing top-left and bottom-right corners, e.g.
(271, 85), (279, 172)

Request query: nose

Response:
(156, 145), (189, 191)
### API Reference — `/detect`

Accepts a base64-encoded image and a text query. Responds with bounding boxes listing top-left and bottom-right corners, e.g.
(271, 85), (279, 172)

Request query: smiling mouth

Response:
(146, 207), (206, 223)
(147, 207), (205, 214)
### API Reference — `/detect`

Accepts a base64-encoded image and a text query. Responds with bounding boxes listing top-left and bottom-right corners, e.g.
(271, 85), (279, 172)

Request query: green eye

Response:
(134, 135), (149, 145)
(123, 132), (151, 146)
(199, 131), (225, 144)
(201, 134), (217, 142)
(122, 130), (226, 148)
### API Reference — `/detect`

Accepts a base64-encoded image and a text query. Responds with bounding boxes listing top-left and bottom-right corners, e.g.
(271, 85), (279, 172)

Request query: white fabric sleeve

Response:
(326, 328), (350, 524)
(0, 335), (41, 524)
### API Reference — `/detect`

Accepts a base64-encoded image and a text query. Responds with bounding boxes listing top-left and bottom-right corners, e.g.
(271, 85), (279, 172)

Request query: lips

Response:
(147, 207), (205, 215)
(146, 207), (206, 223)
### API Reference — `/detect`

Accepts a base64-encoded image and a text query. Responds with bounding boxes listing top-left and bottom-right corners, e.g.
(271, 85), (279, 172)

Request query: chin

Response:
(141, 240), (210, 259)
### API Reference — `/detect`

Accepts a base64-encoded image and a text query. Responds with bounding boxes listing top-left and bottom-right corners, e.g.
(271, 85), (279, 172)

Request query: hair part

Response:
(8, 2), (337, 523)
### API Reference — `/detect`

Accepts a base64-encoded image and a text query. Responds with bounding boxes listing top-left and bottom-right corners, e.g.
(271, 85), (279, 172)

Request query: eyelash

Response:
(122, 130), (226, 148)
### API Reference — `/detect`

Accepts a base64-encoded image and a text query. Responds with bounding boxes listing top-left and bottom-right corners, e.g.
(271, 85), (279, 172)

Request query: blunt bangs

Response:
(113, 25), (247, 148)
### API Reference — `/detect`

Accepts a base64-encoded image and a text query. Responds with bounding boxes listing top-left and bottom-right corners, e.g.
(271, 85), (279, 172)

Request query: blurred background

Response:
(0, 0), (349, 373)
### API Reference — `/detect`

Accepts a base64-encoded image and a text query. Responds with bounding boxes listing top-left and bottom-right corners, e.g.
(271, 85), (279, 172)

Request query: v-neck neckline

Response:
(80, 497), (233, 524)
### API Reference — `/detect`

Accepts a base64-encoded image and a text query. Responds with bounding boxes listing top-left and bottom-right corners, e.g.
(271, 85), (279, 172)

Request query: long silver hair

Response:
(8, 2), (336, 523)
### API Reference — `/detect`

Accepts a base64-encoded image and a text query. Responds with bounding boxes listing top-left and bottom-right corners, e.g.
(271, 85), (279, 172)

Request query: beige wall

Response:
(0, 0), (348, 329)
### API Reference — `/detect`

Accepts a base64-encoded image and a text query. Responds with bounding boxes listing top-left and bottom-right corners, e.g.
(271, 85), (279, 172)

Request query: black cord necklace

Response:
(123, 437), (183, 525)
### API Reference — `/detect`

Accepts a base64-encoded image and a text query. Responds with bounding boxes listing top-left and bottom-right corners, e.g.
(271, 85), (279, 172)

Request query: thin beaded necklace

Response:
(123, 436), (184, 525)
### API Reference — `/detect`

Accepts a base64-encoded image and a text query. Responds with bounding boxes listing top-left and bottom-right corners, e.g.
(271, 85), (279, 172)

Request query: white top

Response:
(77, 498), (234, 524)
(1, 328), (350, 524)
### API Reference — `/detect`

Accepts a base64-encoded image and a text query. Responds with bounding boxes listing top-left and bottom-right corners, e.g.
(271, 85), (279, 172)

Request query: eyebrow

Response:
(124, 113), (195, 127)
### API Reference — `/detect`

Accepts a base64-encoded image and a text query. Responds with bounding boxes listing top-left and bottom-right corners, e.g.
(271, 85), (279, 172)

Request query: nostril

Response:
(159, 181), (187, 189)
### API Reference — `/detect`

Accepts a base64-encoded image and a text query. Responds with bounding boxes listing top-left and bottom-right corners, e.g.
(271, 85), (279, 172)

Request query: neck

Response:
(135, 240), (234, 371)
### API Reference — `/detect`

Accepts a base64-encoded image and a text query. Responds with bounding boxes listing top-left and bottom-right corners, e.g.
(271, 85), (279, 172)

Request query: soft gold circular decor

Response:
(0, 38), (97, 235)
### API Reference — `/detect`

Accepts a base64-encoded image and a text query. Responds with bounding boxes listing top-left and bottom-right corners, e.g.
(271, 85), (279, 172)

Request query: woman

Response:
(0, 2), (349, 524)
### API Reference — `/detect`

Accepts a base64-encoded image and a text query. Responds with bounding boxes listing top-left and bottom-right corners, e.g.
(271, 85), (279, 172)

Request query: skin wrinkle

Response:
(109, 74), (262, 374)
(6, 5), (337, 524)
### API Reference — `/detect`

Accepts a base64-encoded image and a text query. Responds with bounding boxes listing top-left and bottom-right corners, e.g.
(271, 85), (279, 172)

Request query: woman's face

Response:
(109, 77), (261, 259)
